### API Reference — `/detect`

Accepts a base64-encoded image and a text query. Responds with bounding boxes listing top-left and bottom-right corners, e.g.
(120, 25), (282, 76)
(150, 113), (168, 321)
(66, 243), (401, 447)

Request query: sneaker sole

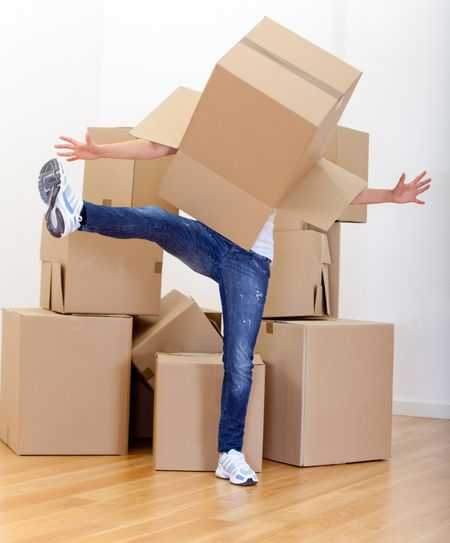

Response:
(215, 465), (258, 486)
(38, 159), (66, 238)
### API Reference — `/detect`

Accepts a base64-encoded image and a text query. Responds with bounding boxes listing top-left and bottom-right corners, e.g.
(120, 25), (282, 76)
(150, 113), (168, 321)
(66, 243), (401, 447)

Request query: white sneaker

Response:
(38, 158), (83, 238)
(215, 449), (258, 486)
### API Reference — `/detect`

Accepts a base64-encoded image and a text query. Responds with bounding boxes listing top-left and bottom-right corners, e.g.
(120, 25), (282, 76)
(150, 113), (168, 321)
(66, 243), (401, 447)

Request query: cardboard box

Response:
(323, 125), (369, 222)
(83, 127), (178, 212)
(132, 290), (223, 389)
(263, 230), (331, 318)
(274, 213), (341, 317)
(129, 363), (153, 440)
(131, 87), (201, 149)
(256, 319), (394, 467)
(0, 309), (132, 455)
(153, 353), (265, 471)
(143, 18), (365, 248)
(40, 221), (163, 315)
(202, 307), (222, 334)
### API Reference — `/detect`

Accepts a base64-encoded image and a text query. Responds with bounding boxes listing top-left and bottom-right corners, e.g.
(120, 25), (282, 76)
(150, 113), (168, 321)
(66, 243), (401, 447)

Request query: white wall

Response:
(1, 0), (448, 417)
(332, 0), (450, 418)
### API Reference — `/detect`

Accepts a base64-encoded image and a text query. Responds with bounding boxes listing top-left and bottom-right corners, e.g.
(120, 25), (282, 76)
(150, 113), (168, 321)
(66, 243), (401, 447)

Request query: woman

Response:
(37, 132), (431, 486)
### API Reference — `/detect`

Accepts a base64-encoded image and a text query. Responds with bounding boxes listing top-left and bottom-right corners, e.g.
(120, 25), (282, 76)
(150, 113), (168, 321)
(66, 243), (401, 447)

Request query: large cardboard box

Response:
(274, 212), (341, 317)
(0, 309), (132, 455)
(132, 290), (223, 389)
(145, 17), (365, 248)
(83, 127), (178, 212)
(263, 230), (331, 318)
(256, 319), (394, 467)
(40, 222), (163, 315)
(153, 353), (265, 471)
(324, 125), (369, 223)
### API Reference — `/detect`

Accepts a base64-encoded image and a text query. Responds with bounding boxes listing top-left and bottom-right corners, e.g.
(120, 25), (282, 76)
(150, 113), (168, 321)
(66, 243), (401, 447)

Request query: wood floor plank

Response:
(0, 415), (448, 543)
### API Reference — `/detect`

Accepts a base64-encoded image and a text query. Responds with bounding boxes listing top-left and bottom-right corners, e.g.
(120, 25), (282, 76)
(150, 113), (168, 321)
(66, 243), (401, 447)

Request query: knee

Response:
(223, 344), (254, 386)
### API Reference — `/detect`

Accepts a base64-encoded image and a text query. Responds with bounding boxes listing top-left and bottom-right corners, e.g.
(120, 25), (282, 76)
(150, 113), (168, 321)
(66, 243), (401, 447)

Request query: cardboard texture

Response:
(83, 127), (178, 212)
(40, 221), (163, 315)
(152, 17), (364, 248)
(256, 319), (394, 467)
(263, 230), (331, 318)
(323, 125), (369, 222)
(130, 87), (201, 149)
(132, 290), (223, 389)
(0, 309), (132, 455)
(273, 214), (341, 317)
(153, 353), (265, 472)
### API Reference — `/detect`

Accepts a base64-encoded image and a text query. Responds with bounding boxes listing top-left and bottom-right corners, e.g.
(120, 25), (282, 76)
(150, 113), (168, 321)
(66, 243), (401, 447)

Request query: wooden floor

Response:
(0, 416), (448, 543)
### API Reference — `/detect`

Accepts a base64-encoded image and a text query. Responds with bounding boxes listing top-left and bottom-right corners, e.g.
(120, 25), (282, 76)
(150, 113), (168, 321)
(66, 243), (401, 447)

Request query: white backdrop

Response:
(0, 0), (449, 417)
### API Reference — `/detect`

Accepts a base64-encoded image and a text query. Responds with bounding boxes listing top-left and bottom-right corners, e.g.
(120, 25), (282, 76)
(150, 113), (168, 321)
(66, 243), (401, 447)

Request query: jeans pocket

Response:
(251, 253), (271, 278)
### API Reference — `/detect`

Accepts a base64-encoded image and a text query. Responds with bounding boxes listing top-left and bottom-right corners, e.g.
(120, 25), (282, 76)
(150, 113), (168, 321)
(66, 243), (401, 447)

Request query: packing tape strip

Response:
(240, 37), (343, 100)
(266, 321), (274, 334)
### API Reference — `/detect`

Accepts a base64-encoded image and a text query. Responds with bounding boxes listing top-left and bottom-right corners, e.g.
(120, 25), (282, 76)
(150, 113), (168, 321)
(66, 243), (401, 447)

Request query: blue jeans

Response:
(80, 202), (271, 453)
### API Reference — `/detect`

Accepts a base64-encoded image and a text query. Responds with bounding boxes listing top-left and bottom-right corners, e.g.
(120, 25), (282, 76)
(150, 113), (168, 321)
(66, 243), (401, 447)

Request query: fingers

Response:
(416, 178), (431, 189)
(54, 144), (75, 150)
(412, 170), (427, 184)
(415, 198), (425, 204)
(66, 157), (79, 162)
(59, 135), (79, 146)
(398, 172), (406, 186)
(85, 131), (92, 144)
(416, 184), (431, 196)
(56, 152), (77, 158)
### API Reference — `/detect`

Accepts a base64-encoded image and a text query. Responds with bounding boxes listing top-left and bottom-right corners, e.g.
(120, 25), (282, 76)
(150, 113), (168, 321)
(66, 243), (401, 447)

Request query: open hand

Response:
(391, 171), (431, 204)
(54, 132), (100, 161)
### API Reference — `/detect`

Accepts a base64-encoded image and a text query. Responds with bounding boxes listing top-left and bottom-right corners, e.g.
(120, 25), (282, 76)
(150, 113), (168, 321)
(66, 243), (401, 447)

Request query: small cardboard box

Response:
(263, 229), (331, 318)
(132, 290), (223, 389)
(256, 319), (394, 467)
(273, 214), (341, 317)
(145, 17), (365, 248)
(153, 353), (265, 472)
(83, 127), (178, 212)
(40, 222), (163, 315)
(323, 125), (369, 223)
(0, 309), (132, 455)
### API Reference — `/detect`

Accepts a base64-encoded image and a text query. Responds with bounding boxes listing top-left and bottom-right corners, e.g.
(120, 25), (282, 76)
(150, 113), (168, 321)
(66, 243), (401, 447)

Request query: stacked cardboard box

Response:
(130, 17), (393, 468)
(0, 133), (177, 455)
(1, 17), (394, 471)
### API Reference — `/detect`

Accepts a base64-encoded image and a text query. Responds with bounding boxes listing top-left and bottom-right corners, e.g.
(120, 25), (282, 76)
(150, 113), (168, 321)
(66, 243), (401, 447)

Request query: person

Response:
(37, 132), (431, 486)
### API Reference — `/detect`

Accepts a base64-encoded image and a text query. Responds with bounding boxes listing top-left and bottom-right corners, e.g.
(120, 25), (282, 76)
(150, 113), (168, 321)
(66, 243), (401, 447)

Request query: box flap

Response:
(314, 285), (324, 315)
(40, 262), (52, 310)
(279, 158), (367, 231)
(50, 261), (65, 313)
(322, 264), (331, 316)
(130, 87), (201, 149)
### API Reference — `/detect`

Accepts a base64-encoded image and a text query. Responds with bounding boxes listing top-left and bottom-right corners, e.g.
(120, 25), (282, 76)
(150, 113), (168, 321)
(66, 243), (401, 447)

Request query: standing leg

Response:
(217, 245), (271, 453)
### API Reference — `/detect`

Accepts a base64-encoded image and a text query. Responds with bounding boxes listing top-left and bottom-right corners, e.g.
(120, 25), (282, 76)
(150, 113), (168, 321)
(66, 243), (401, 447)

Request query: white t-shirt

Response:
(250, 210), (276, 261)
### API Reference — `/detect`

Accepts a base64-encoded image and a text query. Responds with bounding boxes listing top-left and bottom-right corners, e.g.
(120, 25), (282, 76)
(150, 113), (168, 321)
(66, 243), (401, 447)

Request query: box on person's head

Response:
(132, 18), (366, 247)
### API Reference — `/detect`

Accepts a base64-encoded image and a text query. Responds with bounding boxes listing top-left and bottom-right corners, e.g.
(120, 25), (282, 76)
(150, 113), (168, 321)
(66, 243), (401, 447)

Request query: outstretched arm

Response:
(352, 171), (432, 205)
(55, 132), (176, 161)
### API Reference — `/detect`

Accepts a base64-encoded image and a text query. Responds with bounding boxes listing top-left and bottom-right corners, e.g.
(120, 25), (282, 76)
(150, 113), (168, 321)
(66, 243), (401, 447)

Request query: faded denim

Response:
(80, 202), (271, 452)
